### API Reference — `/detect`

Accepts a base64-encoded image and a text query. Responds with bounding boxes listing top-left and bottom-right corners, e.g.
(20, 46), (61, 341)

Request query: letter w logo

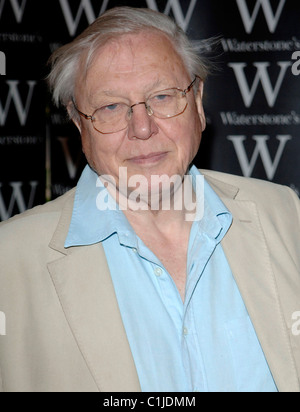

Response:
(228, 62), (291, 108)
(59, 0), (110, 36)
(236, 0), (286, 34)
(0, 181), (38, 221)
(57, 136), (82, 180)
(59, 0), (198, 35)
(0, 0), (27, 23)
(0, 80), (36, 126)
(227, 135), (291, 180)
(146, 0), (198, 31)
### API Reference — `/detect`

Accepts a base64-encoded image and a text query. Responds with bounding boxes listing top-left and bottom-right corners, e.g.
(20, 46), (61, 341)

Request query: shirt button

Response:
(132, 248), (138, 254)
(154, 267), (163, 277)
(183, 327), (189, 336)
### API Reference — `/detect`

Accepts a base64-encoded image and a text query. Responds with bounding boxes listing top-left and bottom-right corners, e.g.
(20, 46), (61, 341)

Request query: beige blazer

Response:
(0, 170), (299, 392)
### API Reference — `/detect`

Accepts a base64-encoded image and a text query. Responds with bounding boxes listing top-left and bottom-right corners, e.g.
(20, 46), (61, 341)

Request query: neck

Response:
(123, 173), (198, 234)
(98, 169), (199, 228)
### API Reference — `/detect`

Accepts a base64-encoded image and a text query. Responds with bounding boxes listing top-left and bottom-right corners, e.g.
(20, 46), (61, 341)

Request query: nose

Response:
(127, 102), (158, 141)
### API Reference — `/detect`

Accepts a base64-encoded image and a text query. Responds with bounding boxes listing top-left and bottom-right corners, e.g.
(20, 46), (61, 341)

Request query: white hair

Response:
(48, 7), (214, 117)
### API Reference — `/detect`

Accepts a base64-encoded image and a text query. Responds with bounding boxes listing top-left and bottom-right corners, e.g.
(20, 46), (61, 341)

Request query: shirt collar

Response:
(65, 165), (232, 248)
(64, 165), (135, 248)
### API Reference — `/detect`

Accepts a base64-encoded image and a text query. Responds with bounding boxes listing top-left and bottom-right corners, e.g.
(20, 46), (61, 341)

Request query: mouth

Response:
(127, 152), (169, 165)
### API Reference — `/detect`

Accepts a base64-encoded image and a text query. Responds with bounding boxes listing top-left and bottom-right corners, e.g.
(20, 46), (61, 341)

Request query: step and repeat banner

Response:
(0, 0), (299, 221)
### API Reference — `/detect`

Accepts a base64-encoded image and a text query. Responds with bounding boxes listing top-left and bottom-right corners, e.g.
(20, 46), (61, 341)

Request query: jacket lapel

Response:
(48, 194), (141, 392)
(47, 176), (299, 393)
(205, 175), (299, 392)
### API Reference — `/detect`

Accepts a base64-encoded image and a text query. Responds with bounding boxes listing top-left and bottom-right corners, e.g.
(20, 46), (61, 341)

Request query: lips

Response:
(128, 152), (168, 164)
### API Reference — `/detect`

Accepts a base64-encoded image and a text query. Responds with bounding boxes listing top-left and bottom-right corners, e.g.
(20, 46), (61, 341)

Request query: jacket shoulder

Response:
(0, 189), (76, 243)
(201, 169), (299, 203)
(201, 169), (300, 269)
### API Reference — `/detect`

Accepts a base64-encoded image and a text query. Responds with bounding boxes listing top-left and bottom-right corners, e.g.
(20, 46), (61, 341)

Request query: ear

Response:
(67, 101), (82, 133)
(195, 81), (206, 132)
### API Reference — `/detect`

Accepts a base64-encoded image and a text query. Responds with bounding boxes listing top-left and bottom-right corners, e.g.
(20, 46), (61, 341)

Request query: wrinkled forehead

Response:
(77, 30), (189, 92)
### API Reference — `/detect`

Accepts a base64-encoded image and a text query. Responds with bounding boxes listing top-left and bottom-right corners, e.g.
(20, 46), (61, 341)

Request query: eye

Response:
(155, 94), (168, 101)
(101, 103), (119, 112)
(153, 94), (171, 101)
(150, 93), (175, 106)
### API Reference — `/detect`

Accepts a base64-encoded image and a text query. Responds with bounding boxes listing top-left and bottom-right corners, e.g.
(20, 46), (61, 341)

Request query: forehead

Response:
(82, 31), (188, 96)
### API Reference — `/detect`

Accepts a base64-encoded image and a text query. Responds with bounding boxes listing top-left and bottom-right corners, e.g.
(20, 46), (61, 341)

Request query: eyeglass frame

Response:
(72, 75), (200, 135)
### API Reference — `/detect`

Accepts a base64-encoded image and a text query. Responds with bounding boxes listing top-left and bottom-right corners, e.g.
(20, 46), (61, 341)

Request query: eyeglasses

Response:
(72, 76), (199, 135)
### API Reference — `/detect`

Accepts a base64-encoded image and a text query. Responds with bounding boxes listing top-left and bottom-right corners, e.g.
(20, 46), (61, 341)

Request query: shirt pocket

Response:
(224, 316), (277, 392)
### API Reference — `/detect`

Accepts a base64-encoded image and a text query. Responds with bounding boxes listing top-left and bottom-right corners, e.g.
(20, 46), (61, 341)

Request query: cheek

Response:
(81, 129), (107, 167)
(184, 105), (203, 146)
(81, 128), (125, 175)
(163, 109), (202, 154)
(81, 130), (91, 157)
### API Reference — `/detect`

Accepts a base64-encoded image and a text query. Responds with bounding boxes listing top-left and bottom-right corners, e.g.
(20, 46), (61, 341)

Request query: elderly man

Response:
(0, 7), (299, 393)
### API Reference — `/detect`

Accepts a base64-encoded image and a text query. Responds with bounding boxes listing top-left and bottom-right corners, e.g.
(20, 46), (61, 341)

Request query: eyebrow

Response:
(147, 78), (165, 91)
(89, 78), (178, 105)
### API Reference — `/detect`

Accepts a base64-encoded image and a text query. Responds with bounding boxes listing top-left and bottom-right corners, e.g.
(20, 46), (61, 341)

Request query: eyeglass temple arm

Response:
(72, 98), (93, 120)
(184, 75), (200, 94)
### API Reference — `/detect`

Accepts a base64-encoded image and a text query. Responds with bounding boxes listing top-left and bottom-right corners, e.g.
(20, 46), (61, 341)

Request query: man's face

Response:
(74, 30), (206, 195)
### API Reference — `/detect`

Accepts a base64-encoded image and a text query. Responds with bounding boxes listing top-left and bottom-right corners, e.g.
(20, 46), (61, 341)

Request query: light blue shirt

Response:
(65, 165), (278, 392)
